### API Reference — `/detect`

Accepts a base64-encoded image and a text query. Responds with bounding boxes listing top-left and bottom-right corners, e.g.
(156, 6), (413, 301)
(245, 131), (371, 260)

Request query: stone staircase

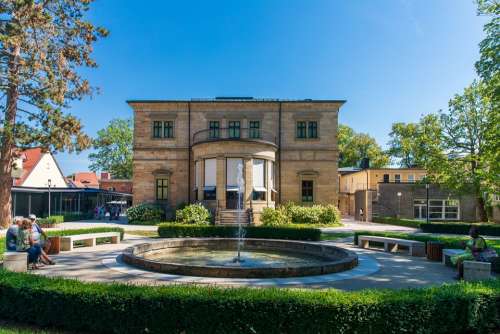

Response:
(216, 209), (251, 225)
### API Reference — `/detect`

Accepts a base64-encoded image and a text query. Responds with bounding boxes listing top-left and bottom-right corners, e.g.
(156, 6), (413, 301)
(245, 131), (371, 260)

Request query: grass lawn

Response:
(321, 232), (354, 240)
(0, 320), (70, 334)
(126, 230), (159, 237)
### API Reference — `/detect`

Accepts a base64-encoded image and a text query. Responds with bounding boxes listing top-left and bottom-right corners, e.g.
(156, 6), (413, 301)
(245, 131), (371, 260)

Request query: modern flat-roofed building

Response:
(128, 98), (345, 224)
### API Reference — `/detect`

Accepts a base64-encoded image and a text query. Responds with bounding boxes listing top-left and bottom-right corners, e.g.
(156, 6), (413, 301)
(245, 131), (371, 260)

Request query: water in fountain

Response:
(233, 160), (246, 263)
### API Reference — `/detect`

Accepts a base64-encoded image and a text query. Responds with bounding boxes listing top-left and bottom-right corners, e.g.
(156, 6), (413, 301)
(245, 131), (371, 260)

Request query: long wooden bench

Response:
(358, 235), (426, 257)
(60, 232), (121, 251)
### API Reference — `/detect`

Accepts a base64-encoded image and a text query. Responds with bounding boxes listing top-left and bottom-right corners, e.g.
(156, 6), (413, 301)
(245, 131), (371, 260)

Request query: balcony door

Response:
(226, 158), (244, 209)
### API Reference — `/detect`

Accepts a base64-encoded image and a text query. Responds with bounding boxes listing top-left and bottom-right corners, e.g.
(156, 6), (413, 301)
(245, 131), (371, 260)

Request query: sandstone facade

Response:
(129, 99), (344, 223)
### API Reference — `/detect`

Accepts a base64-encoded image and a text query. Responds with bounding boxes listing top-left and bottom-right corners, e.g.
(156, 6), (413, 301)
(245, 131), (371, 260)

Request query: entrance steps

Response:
(216, 209), (251, 225)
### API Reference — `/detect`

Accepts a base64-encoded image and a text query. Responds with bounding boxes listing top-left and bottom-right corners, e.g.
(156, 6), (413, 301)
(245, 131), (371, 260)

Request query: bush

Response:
(0, 271), (498, 334)
(158, 224), (321, 241)
(175, 203), (211, 224)
(261, 203), (341, 227)
(127, 203), (165, 223)
(420, 222), (500, 236)
(373, 217), (422, 228)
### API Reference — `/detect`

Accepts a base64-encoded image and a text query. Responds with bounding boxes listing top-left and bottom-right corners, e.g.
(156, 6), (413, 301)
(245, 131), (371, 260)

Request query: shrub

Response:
(420, 222), (500, 236)
(372, 217), (422, 228)
(157, 224), (321, 241)
(127, 203), (165, 223)
(0, 271), (498, 334)
(261, 202), (341, 226)
(175, 203), (211, 224)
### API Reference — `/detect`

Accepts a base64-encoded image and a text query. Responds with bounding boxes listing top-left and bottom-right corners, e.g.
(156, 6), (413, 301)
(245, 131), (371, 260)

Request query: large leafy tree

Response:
(89, 118), (133, 179)
(0, 0), (107, 227)
(387, 122), (421, 168)
(338, 124), (389, 168)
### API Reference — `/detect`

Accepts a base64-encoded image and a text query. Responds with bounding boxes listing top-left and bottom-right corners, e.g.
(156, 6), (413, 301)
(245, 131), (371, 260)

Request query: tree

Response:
(89, 118), (133, 179)
(338, 124), (389, 168)
(387, 122), (421, 168)
(420, 81), (496, 221)
(0, 1), (107, 227)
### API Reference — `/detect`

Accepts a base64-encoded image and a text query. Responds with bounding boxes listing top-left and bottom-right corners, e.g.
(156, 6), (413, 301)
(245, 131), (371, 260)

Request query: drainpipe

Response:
(278, 101), (282, 204)
(188, 102), (192, 203)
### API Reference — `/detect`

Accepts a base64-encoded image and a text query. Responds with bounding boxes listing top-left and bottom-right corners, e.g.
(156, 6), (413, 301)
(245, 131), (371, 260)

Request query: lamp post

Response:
(48, 179), (52, 217)
(425, 182), (430, 223)
(397, 192), (402, 218)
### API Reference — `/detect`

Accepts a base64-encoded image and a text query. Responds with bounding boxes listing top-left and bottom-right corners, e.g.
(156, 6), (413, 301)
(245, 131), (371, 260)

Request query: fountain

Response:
(233, 160), (245, 264)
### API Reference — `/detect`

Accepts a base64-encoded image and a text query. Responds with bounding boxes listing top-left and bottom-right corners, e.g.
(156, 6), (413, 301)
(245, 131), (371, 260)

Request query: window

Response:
(252, 159), (266, 201)
(407, 174), (414, 183)
(395, 174), (401, 183)
(204, 158), (217, 200)
(308, 121), (318, 138)
(156, 178), (168, 200)
(417, 199), (460, 220)
(163, 121), (174, 138)
(228, 121), (240, 138)
(302, 180), (313, 202)
(209, 121), (220, 139)
(296, 121), (307, 138)
(249, 121), (261, 139)
(383, 174), (389, 183)
(153, 121), (162, 138)
(269, 161), (276, 202)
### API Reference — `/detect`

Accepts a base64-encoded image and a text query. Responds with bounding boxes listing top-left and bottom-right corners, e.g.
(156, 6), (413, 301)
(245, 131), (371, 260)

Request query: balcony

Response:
(192, 128), (277, 146)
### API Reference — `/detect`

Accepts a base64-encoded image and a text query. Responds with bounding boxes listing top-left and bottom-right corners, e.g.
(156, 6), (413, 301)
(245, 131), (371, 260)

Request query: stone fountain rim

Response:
(122, 238), (359, 279)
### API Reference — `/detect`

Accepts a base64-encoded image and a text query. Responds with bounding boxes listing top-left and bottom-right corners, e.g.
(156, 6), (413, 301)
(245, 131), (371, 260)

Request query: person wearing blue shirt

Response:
(5, 217), (22, 251)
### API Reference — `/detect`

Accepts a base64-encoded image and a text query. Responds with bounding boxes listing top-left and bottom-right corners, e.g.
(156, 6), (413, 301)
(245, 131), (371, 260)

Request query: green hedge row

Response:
(0, 270), (498, 334)
(157, 224), (321, 241)
(420, 222), (500, 236)
(0, 227), (125, 261)
(372, 217), (422, 228)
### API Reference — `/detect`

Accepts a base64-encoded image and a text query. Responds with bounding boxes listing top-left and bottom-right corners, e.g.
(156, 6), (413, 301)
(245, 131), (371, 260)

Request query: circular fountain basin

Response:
(122, 238), (358, 278)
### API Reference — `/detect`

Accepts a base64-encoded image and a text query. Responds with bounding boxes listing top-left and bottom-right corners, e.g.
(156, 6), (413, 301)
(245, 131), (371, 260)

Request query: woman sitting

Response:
(451, 226), (486, 279)
(16, 218), (42, 269)
(5, 217), (22, 251)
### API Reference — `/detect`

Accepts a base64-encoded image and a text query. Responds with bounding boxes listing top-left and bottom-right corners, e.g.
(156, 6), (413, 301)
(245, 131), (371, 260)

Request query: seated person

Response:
(17, 218), (42, 269)
(451, 226), (486, 279)
(5, 217), (22, 251)
(29, 214), (55, 265)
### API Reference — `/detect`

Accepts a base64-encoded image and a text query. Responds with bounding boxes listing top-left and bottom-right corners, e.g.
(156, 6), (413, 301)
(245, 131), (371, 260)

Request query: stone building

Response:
(128, 98), (345, 224)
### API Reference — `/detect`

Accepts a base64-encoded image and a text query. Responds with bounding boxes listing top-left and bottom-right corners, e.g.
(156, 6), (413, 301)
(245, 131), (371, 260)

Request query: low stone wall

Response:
(122, 238), (358, 278)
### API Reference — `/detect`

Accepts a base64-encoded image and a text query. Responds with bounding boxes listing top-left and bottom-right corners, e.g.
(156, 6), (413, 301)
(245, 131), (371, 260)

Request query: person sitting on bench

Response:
(5, 217), (22, 251)
(451, 226), (486, 279)
(16, 218), (42, 269)
(29, 214), (55, 265)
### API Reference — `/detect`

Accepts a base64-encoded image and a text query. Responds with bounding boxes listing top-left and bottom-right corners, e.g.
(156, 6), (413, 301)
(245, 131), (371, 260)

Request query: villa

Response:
(128, 97), (345, 224)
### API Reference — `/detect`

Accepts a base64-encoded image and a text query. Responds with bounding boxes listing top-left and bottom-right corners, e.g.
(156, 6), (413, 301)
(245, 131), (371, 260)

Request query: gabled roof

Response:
(71, 172), (100, 188)
(15, 148), (44, 186)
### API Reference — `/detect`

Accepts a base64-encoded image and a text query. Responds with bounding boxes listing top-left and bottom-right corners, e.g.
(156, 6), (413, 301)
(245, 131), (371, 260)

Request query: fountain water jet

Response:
(233, 160), (245, 264)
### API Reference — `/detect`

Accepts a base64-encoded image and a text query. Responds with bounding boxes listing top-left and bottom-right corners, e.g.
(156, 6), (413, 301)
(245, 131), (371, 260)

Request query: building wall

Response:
(99, 180), (133, 194)
(130, 100), (341, 210)
(22, 154), (67, 188)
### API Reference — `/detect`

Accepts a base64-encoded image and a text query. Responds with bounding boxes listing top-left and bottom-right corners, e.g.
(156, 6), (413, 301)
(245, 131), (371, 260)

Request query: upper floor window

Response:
(209, 121), (220, 139)
(152, 121), (174, 139)
(296, 121), (318, 139)
(395, 174), (401, 183)
(163, 121), (174, 138)
(383, 174), (389, 183)
(407, 174), (414, 183)
(228, 121), (241, 138)
(296, 121), (307, 138)
(308, 121), (318, 138)
(249, 121), (261, 139)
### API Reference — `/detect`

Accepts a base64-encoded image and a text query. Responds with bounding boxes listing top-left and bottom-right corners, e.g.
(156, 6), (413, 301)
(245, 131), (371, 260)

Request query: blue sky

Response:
(58, 0), (487, 175)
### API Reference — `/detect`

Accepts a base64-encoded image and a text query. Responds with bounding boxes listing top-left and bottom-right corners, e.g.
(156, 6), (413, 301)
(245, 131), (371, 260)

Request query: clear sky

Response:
(58, 0), (487, 175)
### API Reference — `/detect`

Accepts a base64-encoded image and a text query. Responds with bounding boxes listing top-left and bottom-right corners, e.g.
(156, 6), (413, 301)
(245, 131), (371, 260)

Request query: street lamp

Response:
(48, 179), (52, 217)
(397, 192), (402, 218)
(425, 182), (430, 223)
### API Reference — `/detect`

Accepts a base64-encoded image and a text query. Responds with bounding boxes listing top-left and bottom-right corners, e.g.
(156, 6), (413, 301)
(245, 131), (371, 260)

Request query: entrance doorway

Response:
(226, 191), (243, 209)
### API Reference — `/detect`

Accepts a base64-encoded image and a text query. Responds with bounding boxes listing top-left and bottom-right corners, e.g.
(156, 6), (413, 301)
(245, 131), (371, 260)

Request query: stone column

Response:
(216, 156), (226, 209)
(197, 159), (204, 201)
(244, 157), (253, 210)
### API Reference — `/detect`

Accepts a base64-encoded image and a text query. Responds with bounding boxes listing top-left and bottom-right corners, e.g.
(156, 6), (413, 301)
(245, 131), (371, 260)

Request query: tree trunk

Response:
(0, 46), (20, 228)
(476, 196), (488, 222)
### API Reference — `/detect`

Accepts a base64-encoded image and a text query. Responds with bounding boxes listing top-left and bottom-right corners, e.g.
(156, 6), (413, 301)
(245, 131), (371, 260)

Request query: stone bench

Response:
(358, 235), (425, 257)
(3, 252), (28, 272)
(60, 232), (121, 251)
(463, 260), (491, 281)
(442, 249), (466, 266)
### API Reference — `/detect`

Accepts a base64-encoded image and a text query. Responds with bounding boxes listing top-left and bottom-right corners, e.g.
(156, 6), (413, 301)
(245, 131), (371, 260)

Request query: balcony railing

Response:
(192, 128), (277, 146)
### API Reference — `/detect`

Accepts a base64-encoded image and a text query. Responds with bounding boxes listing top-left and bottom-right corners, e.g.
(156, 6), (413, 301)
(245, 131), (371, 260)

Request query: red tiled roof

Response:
(72, 172), (100, 188)
(15, 148), (44, 186)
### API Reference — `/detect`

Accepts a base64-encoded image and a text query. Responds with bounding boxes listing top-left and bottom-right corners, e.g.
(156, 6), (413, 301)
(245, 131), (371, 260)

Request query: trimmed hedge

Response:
(127, 203), (165, 223)
(157, 224), (321, 241)
(420, 222), (500, 236)
(0, 271), (498, 334)
(372, 217), (421, 228)
(261, 203), (342, 227)
(0, 227), (125, 261)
